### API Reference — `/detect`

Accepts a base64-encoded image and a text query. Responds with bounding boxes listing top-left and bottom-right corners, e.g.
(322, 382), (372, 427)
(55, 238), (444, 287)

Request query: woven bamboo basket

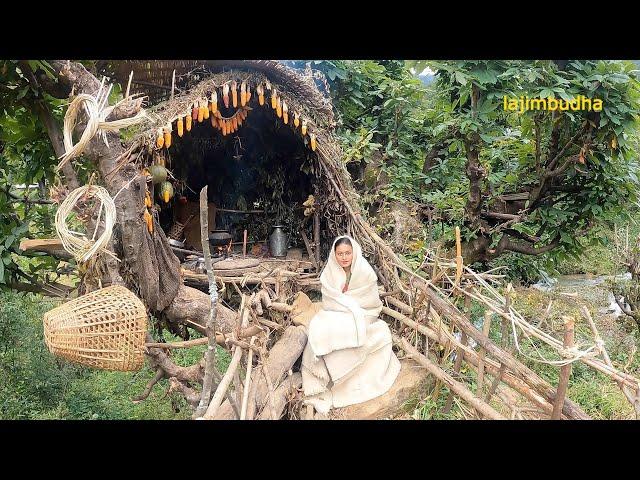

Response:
(43, 285), (148, 371)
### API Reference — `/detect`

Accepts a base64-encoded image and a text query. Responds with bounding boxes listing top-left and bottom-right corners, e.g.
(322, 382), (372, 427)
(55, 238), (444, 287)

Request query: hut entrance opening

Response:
(153, 95), (318, 266)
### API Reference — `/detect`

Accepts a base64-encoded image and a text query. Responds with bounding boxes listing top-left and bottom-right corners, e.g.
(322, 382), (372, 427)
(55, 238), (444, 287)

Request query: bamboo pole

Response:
(551, 316), (575, 419)
(395, 335), (505, 420)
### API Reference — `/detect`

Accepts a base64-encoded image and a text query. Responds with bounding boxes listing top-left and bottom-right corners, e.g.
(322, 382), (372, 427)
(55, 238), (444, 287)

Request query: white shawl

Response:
(301, 235), (400, 414)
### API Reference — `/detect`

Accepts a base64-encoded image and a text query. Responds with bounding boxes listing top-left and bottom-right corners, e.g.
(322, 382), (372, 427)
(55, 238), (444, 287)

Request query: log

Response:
(256, 373), (303, 420)
(214, 325), (307, 420)
(395, 336), (506, 420)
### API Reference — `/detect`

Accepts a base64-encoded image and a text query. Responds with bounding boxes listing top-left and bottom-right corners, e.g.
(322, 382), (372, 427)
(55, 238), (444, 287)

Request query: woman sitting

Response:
(299, 235), (401, 415)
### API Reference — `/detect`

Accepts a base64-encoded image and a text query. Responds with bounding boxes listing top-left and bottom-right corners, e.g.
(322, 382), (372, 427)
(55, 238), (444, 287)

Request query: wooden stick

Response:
(240, 337), (256, 420)
(395, 335), (505, 420)
(476, 311), (492, 397)
(443, 330), (467, 414)
(203, 300), (250, 419)
(194, 185), (220, 419)
(454, 226), (463, 289)
(301, 229), (319, 271)
(551, 316), (575, 419)
(313, 209), (321, 267)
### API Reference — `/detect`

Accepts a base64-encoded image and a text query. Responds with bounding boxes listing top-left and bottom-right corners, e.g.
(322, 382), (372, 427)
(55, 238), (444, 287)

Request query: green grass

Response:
(0, 290), (230, 420)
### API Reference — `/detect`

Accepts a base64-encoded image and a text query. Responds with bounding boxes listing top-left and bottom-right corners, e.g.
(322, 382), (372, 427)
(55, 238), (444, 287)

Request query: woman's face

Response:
(335, 243), (353, 269)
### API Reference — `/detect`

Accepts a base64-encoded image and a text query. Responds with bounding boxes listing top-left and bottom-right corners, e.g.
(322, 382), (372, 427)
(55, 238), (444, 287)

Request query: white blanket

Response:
(301, 235), (400, 414)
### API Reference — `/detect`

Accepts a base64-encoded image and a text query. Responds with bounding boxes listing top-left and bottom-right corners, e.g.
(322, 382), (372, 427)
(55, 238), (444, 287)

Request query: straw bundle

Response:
(43, 285), (148, 371)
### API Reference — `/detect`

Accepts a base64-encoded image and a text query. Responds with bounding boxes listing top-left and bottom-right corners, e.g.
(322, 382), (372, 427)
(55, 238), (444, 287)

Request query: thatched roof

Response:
(99, 60), (334, 125)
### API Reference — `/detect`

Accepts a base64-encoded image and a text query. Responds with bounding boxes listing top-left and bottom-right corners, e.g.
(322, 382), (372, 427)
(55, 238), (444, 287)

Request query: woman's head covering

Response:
(321, 235), (377, 292)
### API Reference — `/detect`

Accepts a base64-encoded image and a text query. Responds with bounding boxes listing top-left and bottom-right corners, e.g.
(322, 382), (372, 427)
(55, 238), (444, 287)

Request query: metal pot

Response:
(168, 238), (186, 261)
(208, 230), (233, 248)
(269, 225), (288, 258)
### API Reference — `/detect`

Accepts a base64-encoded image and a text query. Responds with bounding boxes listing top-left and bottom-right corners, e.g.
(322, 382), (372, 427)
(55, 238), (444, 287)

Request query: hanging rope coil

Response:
(55, 184), (118, 263)
(58, 82), (146, 171)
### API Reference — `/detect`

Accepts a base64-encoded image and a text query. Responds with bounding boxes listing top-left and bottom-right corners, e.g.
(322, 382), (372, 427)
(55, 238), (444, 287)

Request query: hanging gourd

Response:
(177, 117), (184, 137)
(185, 112), (192, 132)
(156, 128), (164, 149)
(223, 84), (230, 108)
(240, 81), (247, 107)
(271, 88), (277, 109)
(163, 125), (172, 149)
(257, 84), (265, 106)
(211, 90), (218, 114)
(231, 81), (238, 108)
(294, 112), (300, 128)
(310, 133), (317, 151)
(301, 119), (307, 136)
(159, 181), (174, 204)
(282, 101), (288, 124)
(149, 164), (168, 185)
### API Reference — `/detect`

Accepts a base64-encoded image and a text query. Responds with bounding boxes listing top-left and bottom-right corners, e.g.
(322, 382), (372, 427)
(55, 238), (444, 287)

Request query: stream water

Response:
(532, 272), (632, 317)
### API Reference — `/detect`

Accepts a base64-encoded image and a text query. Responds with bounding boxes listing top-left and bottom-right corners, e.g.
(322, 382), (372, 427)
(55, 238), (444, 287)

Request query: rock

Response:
(330, 359), (432, 420)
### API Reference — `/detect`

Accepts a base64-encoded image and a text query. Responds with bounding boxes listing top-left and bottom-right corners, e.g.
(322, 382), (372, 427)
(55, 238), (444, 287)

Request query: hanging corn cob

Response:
(223, 84), (230, 108)
(276, 97), (282, 118)
(144, 190), (152, 208)
(310, 132), (317, 151)
(237, 113), (243, 127)
(192, 105), (199, 121)
(240, 81), (247, 107)
(257, 84), (265, 106)
(232, 116), (238, 131)
(156, 128), (164, 149)
(198, 102), (205, 123)
(294, 112), (300, 128)
(265, 80), (271, 91)
(203, 100), (210, 120)
(246, 83), (252, 103)
(211, 90), (218, 114)
(177, 117), (184, 137)
(271, 89), (277, 110)
(282, 101), (288, 124)
(301, 119), (307, 136)
(185, 112), (192, 132)
(163, 125), (172, 149)
(231, 81), (238, 108)
(144, 209), (153, 234)
(211, 115), (217, 129)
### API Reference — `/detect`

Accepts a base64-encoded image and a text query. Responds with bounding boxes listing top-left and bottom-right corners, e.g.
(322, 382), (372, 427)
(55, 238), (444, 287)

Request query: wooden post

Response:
(243, 229), (248, 258)
(194, 185), (219, 419)
(501, 283), (512, 348)
(476, 311), (492, 397)
(551, 316), (575, 420)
